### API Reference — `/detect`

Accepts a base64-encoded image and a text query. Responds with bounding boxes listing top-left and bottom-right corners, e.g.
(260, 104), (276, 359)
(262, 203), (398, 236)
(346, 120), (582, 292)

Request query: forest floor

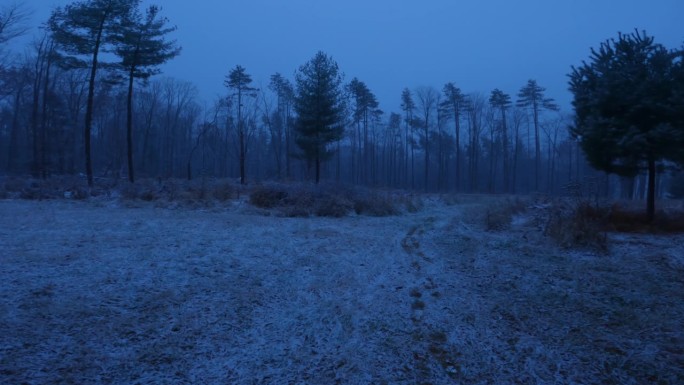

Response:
(0, 191), (683, 384)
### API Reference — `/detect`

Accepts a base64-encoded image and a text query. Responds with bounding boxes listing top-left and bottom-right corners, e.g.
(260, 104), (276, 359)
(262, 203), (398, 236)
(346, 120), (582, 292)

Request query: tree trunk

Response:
(84, 19), (106, 187)
(7, 86), (24, 172)
(126, 67), (135, 183)
(533, 102), (540, 191)
(647, 158), (656, 222)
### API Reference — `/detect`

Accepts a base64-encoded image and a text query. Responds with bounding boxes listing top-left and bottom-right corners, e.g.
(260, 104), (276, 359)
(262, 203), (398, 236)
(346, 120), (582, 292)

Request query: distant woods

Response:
(1, 3), (682, 200)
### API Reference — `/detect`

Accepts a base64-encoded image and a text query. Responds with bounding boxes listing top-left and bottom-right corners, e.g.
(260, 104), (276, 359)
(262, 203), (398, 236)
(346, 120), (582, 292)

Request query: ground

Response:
(1, 196), (682, 384)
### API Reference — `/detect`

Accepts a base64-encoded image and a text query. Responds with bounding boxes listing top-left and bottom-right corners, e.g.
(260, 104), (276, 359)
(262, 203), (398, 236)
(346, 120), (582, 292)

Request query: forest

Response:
(3, 1), (679, 201)
(2, 2), (684, 384)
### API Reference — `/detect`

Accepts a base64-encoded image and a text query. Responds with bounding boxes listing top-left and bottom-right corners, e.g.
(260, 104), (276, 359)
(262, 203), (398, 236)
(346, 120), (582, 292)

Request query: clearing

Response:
(1, 196), (682, 384)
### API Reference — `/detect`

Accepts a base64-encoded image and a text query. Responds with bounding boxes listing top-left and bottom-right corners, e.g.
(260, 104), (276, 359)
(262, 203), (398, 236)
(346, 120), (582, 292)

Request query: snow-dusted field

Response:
(1, 196), (682, 384)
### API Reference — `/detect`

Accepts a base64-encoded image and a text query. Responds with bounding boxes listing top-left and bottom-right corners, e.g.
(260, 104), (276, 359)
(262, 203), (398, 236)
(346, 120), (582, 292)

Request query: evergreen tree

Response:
(225, 65), (257, 185)
(489, 88), (512, 192)
(569, 30), (684, 220)
(49, 0), (139, 186)
(442, 83), (466, 190)
(114, 5), (180, 183)
(400, 88), (416, 188)
(269, 73), (295, 178)
(294, 51), (345, 184)
(348, 77), (379, 184)
(516, 79), (558, 191)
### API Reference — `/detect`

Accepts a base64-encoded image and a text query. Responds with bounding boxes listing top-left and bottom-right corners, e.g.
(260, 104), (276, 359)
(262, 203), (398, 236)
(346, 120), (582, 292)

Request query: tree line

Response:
(2, 1), (681, 204)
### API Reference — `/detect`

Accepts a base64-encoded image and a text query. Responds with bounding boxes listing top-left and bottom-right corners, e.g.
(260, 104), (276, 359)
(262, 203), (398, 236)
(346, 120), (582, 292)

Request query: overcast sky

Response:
(14, 0), (684, 114)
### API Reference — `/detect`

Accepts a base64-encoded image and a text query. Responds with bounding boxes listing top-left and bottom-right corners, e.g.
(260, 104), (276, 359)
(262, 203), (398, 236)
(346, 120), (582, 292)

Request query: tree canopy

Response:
(569, 30), (684, 220)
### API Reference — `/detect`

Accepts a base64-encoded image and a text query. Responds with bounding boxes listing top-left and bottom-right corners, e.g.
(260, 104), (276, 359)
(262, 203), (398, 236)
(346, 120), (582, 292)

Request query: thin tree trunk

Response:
(647, 157), (656, 222)
(533, 102), (540, 191)
(84, 17), (106, 187)
(126, 67), (136, 183)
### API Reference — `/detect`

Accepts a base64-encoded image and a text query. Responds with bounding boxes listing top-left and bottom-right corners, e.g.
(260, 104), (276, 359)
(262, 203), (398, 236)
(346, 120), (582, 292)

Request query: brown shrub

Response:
(315, 195), (354, 218)
(247, 182), (406, 218)
(352, 191), (398, 217)
(607, 204), (684, 233)
(249, 184), (288, 208)
(545, 201), (609, 251)
(484, 198), (528, 231)
(211, 182), (234, 201)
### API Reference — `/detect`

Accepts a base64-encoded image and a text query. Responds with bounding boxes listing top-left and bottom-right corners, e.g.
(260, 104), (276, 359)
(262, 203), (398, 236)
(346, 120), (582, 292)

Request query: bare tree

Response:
(0, 2), (31, 46)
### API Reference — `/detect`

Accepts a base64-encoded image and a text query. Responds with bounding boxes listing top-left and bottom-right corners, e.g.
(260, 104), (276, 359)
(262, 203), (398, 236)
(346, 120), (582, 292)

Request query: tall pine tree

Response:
(225, 65), (257, 185)
(442, 83), (466, 191)
(490, 88), (512, 192)
(517, 79), (558, 191)
(114, 5), (180, 183)
(294, 51), (344, 184)
(49, 0), (139, 186)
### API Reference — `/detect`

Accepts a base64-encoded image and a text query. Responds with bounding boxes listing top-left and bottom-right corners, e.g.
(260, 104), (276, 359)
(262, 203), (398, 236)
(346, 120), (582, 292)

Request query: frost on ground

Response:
(0, 196), (682, 384)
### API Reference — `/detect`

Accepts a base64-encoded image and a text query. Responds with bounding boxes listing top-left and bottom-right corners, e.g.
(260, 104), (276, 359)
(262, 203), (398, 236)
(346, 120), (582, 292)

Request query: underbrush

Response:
(1, 175), (96, 200)
(0, 175), (237, 207)
(544, 200), (684, 251)
(483, 197), (528, 231)
(606, 204), (684, 233)
(544, 201), (609, 251)
(120, 178), (236, 205)
(248, 182), (421, 217)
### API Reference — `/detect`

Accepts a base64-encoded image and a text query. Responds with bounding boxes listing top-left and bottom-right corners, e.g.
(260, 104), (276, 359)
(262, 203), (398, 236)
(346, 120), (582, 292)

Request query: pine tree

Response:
(294, 51), (345, 184)
(400, 88), (416, 188)
(225, 65), (258, 185)
(489, 88), (512, 192)
(569, 30), (684, 221)
(516, 79), (558, 191)
(49, 0), (139, 186)
(442, 83), (466, 191)
(114, 5), (180, 183)
(348, 77), (379, 184)
(269, 73), (295, 178)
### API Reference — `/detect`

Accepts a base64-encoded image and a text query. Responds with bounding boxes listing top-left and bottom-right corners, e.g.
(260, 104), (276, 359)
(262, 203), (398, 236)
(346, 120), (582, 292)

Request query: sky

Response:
(11, 0), (684, 114)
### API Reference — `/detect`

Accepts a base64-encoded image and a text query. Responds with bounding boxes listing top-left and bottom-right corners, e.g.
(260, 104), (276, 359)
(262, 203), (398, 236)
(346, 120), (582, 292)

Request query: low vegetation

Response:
(0, 176), (423, 217)
(249, 182), (421, 217)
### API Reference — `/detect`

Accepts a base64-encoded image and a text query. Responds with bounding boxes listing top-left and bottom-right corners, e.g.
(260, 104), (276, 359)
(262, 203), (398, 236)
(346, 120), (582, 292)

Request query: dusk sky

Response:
(15, 0), (684, 114)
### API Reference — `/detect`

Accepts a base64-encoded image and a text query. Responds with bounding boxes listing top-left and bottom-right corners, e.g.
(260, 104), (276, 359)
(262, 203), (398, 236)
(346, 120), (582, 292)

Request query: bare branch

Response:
(0, 2), (32, 45)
